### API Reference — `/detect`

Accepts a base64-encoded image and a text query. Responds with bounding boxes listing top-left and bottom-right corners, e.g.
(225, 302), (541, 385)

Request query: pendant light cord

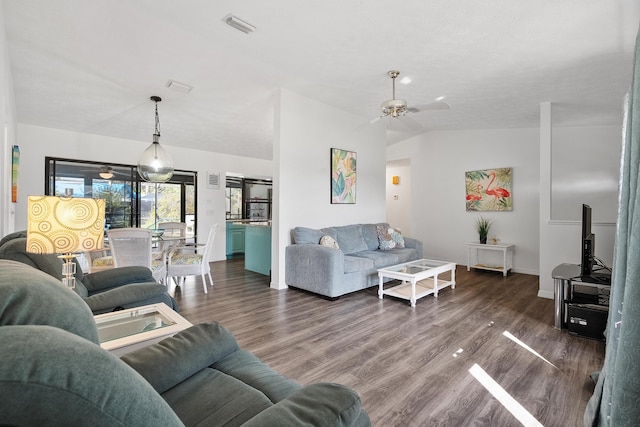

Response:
(154, 101), (161, 137)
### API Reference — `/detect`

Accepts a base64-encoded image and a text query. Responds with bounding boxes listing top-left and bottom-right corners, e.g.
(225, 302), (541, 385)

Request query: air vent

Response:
(207, 172), (220, 189)
(166, 80), (193, 94)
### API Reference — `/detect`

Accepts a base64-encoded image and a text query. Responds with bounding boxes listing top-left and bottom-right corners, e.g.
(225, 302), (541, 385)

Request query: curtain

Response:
(584, 28), (640, 426)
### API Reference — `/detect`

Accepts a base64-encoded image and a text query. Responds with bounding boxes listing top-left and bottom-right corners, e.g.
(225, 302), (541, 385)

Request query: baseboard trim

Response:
(537, 289), (554, 300)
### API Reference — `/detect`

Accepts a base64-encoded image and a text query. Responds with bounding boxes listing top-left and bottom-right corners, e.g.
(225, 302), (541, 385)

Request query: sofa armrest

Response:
(403, 237), (423, 259)
(82, 266), (156, 292)
(285, 244), (344, 296)
(121, 322), (240, 394)
(241, 383), (367, 427)
(83, 283), (168, 313)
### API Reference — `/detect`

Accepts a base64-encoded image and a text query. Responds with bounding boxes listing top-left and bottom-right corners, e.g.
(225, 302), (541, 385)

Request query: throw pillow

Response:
(377, 225), (405, 250)
(376, 224), (396, 250)
(390, 228), (405, 248)
(320, 235), (340, 250)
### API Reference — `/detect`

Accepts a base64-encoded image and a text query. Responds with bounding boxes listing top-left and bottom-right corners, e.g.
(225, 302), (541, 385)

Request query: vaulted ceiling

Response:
(3, 1), (639, 160)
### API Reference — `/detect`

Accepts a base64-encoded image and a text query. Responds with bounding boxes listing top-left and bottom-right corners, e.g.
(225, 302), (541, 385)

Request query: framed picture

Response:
(11, 145), (19, 203)
(465, 167), (512, 211)
(331, 148), (356, 204)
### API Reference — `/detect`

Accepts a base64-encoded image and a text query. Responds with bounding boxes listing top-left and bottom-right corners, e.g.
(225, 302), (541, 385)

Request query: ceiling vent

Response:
(222, 14), (256, 34)
(166, 80), (193, 94)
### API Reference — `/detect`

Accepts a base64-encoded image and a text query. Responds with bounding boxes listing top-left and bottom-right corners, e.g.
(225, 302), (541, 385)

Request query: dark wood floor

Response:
(170, 259), (604, 427)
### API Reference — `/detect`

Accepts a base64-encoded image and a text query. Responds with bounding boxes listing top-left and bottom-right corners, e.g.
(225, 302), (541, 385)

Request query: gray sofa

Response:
(285, 223), (423, 298)
(0, 231), (178, 314)
(0, 260), (370, 426)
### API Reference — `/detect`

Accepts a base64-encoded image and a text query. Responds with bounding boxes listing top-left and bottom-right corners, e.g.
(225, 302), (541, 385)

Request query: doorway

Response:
(386, 159), (412, 235)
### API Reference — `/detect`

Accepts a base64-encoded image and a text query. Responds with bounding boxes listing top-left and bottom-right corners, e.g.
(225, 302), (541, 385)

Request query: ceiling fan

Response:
(79, 165), (127, 180)
(371, 70), (449, 131)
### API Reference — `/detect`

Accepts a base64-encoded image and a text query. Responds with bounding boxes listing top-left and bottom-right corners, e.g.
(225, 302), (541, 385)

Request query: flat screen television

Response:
(581, 204), (595, 278)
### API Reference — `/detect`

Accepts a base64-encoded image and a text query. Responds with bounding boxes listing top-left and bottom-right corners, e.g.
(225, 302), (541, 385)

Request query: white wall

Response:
(538, 104), (620, 298)
(272, 89), (387, 289)
(13, 124), (272, 262)
(0, 2), (18, 238)
(386, 159), (412, 236)
(388, 128), (541, 275)
(388, 116), (622, 299)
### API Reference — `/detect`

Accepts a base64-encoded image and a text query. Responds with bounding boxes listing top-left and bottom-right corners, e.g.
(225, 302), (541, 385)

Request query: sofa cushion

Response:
(349, 250), (399, 269)
(0, 325), (183, 427)
(212, 349), (301, 403)
(385, 247), (419, 265)
(361, 224), (380, 250)
(162, 367), (273, 426)
(293, 227), (324, 245)
(242, 383), (365, 427)
(0, 260), (99, 344)
(333, 225), (368, 255)
(344, 255), (375, 274)
(121, 323), (240, 394)
(320, 227), (338, 241)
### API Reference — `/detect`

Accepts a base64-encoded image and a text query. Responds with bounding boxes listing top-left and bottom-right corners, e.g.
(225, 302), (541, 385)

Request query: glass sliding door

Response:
(45, 158), (197, 235)
(46, 159), (139, 229)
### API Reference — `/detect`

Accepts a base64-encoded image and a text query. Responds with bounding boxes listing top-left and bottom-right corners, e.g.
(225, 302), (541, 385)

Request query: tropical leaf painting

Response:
(465, 167), (512, 211)
(331, 148), (356, 204)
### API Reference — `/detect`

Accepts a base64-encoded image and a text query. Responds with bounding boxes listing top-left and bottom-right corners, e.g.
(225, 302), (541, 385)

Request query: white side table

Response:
(466, 242), (514, 276)
(95, 303), (192, 356)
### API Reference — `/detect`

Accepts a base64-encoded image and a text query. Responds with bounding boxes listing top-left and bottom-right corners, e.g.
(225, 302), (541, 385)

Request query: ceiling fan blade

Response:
(407, 101), (450, 113)
(370, 115), (383, 124)
(387, 115), (422, 132)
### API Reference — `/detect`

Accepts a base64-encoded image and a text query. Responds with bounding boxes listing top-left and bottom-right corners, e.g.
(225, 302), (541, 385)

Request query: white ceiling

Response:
(3, 1), (640, 161)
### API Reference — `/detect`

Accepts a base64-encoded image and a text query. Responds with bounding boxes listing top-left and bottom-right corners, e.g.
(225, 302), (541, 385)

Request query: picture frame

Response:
(11, 145), (19, 203)
(465, 167), (512, 211)
(331, 148), (356, 204)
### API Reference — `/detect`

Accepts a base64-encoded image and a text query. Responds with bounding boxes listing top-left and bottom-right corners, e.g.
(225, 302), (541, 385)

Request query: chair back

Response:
(157, 222), (187, 239)
(201, 225), (218, 262)
(107, 228), (153, 269)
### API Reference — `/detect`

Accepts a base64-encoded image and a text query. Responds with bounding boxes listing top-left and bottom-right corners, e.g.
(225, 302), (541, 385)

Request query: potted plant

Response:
(475, 215), (493, 244)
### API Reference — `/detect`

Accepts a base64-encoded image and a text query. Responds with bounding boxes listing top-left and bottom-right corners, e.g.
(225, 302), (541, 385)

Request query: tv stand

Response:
(552, 263), (611, 340)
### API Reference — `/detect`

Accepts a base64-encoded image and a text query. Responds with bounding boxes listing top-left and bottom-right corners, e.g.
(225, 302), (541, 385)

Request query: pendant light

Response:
(137, 96), (174, 182)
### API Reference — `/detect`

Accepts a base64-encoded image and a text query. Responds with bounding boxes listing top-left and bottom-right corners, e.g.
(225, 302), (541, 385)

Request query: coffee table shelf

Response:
(378, 259), (457, 307)
(95, 303), (192, 356)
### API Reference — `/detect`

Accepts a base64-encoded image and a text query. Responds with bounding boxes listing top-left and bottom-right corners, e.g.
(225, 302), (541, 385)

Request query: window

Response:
(225, 175), (272, 220)
(45, 157), (197, 234)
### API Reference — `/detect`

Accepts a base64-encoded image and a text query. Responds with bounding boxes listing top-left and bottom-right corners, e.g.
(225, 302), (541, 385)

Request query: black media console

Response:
(552, 263), (611, 341)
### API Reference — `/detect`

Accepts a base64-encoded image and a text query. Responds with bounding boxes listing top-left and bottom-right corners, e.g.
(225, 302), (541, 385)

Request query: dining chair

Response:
(166, 225), (217, 293)
(83, 248), (114, 273)
(106, 228), (167, 285)
(157, 221), (193, 253)
(157, 222), (187, 239)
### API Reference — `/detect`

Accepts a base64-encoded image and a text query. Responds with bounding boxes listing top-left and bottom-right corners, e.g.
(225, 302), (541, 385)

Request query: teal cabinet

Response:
(226, 222), (245, 257)
(244, 225), (271, 276)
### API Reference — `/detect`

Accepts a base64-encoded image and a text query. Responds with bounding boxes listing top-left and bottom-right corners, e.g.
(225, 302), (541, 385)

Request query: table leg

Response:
(378, 274), (384, 300)
(451, 266), (456, 289)
(503, 248), (507, 276)
(467, 246), (471, 271)
(410, 278), (416, 307)
(433, 274), (439, 298)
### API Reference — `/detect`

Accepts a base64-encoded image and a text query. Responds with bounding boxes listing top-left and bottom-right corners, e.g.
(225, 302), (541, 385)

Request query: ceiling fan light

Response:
(381, 99), (408, 117)
(99, 171), (113, 179)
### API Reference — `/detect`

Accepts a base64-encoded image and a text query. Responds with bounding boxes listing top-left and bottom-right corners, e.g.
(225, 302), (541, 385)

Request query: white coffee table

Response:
(378, 259), (457, 307)
(94, 303), (192, 356)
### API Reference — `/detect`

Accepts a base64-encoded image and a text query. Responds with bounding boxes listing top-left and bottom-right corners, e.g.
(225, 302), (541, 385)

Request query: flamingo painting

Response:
(465, 168), (512, 211)
(486, 171), (511, 200)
